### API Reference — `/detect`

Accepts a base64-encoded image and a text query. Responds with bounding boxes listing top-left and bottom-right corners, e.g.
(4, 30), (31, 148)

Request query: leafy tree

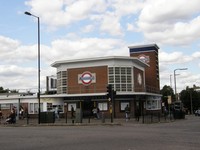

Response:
(0, 87), (18, 93)
(0, 87), (7, 93)
(180, 86), (200, 113)
(160, 85), (175, 109)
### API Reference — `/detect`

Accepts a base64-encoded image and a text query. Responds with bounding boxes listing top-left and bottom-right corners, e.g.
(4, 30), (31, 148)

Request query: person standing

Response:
(0, 110), (2, 124)
(55, 106), (59, 119)
(125, 104), (130, 121)
(71, 105), (75, 119)
(135, 108), (140, 121)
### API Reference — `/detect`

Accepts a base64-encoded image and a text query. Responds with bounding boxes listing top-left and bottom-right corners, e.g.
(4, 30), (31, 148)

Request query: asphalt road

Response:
(0, 115), (200, 150)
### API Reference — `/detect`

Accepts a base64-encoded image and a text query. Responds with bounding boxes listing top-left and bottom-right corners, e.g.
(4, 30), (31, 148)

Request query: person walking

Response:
(125, 104), (130, 122)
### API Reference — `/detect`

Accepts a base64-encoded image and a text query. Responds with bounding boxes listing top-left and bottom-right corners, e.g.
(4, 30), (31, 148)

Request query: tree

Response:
(0, 87), (18, 93)
(0, 87), (7, 93)
(160, 85), (175, 109)
(180, 86), (200, 114)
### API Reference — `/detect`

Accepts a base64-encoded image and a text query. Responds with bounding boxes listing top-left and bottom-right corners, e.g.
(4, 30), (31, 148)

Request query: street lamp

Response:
(24, 11), (41, 124)
(174, 68), (188, 101)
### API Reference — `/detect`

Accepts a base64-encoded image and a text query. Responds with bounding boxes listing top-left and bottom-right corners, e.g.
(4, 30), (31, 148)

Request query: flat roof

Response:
(128, 44), (159, 49)
(51, 56), (149, 68)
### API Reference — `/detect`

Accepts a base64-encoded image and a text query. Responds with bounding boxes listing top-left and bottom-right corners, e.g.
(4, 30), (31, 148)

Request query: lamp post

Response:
(174, 68), (187, 101)
(24, 11), (41, 124)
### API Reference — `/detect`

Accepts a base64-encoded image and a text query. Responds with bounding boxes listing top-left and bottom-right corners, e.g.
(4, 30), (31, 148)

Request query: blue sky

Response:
(0, 0), (200, 93)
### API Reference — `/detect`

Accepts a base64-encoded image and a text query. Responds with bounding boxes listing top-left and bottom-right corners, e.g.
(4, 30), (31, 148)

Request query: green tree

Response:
(0, 87), (7, 93)
(180, 86), (200, 113)
(0, 87), (18, 93)
(160, 85), (175, 109)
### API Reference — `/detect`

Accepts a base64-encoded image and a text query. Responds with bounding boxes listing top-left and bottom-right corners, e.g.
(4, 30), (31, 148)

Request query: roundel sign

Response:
(79, 72), (95, 85)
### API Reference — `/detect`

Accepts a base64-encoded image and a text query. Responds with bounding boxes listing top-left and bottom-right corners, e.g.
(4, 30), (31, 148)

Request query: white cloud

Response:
(137, 0), (200, 45)
(25, 0), (107, 27)
(48, 37), (128, 61)
(159, 51), (192, 64)
(0, 36), (20, 53)
(82, 25), (95, 33)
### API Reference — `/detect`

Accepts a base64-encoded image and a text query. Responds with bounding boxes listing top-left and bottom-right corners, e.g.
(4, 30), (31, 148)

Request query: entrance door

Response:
(82, 99), (93, 117)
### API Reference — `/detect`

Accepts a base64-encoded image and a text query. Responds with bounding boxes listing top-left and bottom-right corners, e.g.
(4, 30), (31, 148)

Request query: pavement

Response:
(0, 114), (175, 127)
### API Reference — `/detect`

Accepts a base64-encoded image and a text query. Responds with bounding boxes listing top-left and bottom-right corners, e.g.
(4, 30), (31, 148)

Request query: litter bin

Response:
(101, 112), (105, 123)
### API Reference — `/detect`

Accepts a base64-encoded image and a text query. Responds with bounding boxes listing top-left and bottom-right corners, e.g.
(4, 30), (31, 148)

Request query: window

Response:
(120, 102), (130, 111)
(68, 103), (76, 111)
(0, 104), (10, 109)
(57, 71), (67, 94)
(108, 67), (133, 92)
(98, 102), (108, 111)
(146, 100), (161, 110)
(29, 103), (43, 114)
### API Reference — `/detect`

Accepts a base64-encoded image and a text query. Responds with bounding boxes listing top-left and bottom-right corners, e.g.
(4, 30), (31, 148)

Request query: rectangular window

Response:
(108, 67), (133, 92)
(98, 102), (108, 111)
(121, 67), (126, 74)
(127, 76), (132, 83)
(0, 104), (10, 109)
(121, 75), (126, 83)
(68, 103), (76, 111)
(146, 100), (161, 110)
(29, 103), (43, 114)
(121, 84), (126, 91)
(120, 102), (130, 111)
(115, 67), (120, 74)
(115, 75), (120, 83)
(109, 75), (114, 83)
(109, 67), (113, 74)
(127, 84), (132, 91)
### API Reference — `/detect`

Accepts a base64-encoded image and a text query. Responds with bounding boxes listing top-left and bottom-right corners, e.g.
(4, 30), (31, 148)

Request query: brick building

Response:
(0, 44), (162, 119)
(51, 44), (161, 118)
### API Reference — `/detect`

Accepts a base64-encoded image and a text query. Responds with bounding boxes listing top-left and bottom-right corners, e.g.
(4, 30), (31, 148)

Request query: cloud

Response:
(159, 51), (192, 64)
(0, 36), (20, 53)
(25, 0), (143, 36)
(48, 37), (128, 62)
(137, 0), (200, 45)
(25, 0), (107, 27)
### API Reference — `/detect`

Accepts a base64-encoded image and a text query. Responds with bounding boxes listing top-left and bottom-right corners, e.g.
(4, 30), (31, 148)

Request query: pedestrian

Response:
(0, 109), (3, 124)
(97, 107), (100, 119)
(19, 106), (24, 119)
(55, 106), (59, 119)
(125, 104), (130, 121)
(92, 107), (97, 119)
(71, 105), (75, 119)
(135, 108), (140, 121)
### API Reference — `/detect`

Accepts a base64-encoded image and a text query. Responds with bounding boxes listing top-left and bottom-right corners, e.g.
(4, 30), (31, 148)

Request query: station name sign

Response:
(78, 71), (96, 86)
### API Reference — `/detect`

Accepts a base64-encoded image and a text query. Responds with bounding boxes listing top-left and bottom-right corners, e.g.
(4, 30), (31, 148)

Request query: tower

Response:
(129, 44), (160, 93)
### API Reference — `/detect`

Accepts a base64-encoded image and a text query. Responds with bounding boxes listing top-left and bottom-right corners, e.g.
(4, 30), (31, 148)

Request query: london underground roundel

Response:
(80, 72), (93, 85)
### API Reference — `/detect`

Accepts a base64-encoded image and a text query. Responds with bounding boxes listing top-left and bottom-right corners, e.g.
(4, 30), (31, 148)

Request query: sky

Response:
(0, 0), (200, 93)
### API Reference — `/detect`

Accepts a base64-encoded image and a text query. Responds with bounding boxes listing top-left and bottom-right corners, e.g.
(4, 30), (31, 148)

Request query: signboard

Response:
(138, 54), (150, 64)
(167, 96), (172, 104)
(78, 72), (96, 86)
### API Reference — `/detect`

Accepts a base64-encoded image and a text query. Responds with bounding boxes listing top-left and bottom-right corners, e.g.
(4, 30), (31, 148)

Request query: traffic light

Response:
(106, 84), (112, 99)
(113, 90), (116, 99)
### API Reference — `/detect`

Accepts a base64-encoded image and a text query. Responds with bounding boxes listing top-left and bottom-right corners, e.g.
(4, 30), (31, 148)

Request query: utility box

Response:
(75, 108), (82, 123)
(40, 111), (55, 123)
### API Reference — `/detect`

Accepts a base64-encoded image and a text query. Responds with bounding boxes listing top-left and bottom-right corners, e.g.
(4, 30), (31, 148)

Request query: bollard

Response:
(26, 113), (29, 125)
(101, 112), (105, 123)
(65, 112), (67, 124)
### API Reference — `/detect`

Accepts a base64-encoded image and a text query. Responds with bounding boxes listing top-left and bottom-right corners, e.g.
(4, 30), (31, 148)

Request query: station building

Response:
(0, 44), (162, 119)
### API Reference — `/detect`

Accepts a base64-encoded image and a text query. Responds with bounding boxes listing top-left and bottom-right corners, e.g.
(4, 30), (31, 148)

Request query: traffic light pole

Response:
(106, 84), (116, 123)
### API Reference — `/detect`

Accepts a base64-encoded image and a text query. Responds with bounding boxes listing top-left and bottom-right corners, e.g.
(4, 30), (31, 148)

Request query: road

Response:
(0, 115), (200, 150)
